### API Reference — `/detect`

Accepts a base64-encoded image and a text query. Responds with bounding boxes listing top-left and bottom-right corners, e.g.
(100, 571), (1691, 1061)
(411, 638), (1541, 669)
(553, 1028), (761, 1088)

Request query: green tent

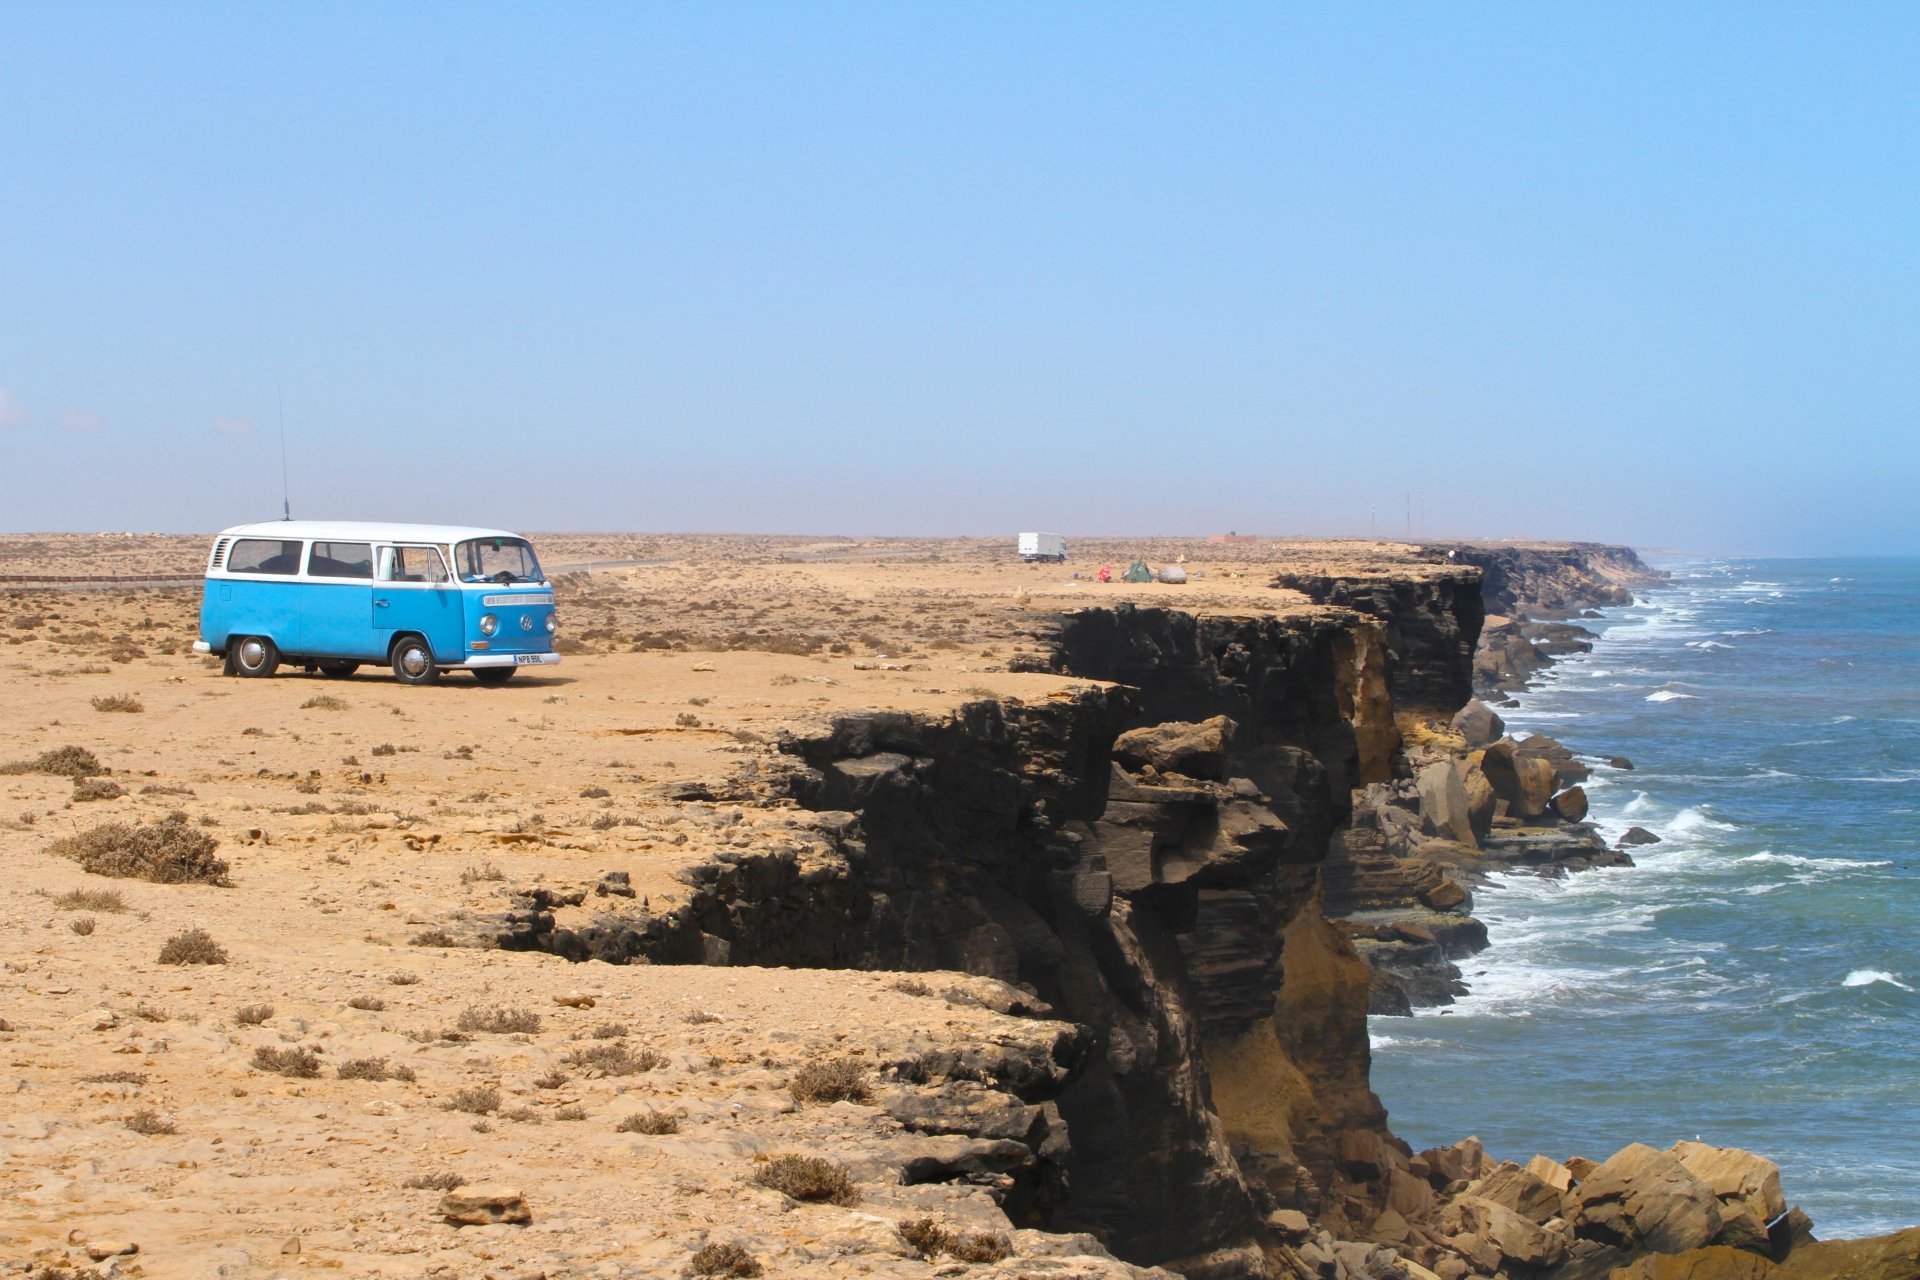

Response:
(1122, 560), (1153, 583)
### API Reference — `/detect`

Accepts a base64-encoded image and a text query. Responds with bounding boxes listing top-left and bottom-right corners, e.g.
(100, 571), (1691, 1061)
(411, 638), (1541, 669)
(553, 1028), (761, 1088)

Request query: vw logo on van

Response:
(519, 614), (533, 632)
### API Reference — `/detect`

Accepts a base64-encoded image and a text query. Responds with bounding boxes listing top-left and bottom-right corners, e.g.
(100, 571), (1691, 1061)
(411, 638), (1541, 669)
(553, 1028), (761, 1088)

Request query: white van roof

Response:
(214, 521), (529, 545)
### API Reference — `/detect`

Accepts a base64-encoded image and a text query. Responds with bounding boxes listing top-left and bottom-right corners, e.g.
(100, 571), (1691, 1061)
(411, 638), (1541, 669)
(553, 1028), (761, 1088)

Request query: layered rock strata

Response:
(445, 549), (1900, 1280)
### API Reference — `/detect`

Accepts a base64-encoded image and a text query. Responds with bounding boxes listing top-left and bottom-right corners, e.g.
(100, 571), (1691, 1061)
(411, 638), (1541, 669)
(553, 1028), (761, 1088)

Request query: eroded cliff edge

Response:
(464, 543), (1913, 1280)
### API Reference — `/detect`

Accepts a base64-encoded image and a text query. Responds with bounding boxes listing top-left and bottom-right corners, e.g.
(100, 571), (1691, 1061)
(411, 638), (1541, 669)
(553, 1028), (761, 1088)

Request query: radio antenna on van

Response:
(278, 386), (292, 521)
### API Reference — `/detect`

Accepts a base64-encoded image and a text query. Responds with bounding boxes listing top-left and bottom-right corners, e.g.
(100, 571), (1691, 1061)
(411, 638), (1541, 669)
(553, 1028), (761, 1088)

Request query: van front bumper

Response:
(192, 641), (213, 655)
(459, 653), (561, 669)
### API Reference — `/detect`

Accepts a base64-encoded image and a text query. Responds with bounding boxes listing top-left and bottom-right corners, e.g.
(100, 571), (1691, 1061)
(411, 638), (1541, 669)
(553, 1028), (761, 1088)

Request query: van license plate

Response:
(513, 654), (542, 665)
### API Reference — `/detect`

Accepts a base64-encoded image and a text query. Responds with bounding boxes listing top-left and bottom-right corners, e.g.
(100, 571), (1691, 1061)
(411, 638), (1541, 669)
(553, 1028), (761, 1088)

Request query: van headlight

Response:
(479, 614), (498, 636)
(546, 614), (558, 634)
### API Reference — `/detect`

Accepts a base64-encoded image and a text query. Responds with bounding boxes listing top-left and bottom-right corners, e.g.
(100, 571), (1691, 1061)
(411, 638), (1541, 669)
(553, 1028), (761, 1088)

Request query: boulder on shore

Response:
(1620, 826), (1663, 847)
(1462, 765), (1497, 840)
(1112, 715), (1235, 780)
(1514, 733), (1592, 785)
(1571, 1142), (1722, 1257)
(1451, 699), (1506, 749)
(1482, 741), (1557, 819)
(1550, 785), (1590, 823)
(1416, 761), (1477, 847)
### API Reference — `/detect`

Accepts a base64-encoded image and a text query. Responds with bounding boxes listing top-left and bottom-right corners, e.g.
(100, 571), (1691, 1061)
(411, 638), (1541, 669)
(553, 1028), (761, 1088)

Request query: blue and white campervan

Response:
(193, 521), (561, 685)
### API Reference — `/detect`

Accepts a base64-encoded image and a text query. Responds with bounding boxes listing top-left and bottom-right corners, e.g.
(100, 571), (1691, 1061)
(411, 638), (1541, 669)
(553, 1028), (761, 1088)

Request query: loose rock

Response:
(440, 1184), (532, 1226)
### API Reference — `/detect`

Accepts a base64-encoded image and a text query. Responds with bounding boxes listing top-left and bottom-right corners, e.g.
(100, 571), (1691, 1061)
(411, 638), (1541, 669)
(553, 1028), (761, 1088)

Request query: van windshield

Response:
(455, 537), (544, 584)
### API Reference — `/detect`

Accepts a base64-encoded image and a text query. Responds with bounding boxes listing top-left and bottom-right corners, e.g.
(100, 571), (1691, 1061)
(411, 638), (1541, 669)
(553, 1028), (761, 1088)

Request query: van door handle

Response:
(374, 599), (389, 608)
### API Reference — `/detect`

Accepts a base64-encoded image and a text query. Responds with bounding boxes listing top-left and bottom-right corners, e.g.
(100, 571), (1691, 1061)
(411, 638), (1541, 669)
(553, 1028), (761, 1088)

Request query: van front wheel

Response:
(390, 636), (439, 686)
(472, 667), (515, 686)
(231, 636), (279, 678)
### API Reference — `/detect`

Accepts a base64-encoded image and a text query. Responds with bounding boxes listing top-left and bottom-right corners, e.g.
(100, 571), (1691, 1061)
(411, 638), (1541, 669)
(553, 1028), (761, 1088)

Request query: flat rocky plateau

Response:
(1, 534), (1909, 1280)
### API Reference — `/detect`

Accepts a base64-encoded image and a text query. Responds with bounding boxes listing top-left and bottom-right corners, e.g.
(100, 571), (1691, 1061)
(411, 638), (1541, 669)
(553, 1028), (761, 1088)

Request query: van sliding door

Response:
(373, 545), (463, 663)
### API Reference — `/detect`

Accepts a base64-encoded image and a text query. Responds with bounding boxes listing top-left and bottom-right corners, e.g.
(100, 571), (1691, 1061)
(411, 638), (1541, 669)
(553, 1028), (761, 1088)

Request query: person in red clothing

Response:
(1097, 563), (1112, 583)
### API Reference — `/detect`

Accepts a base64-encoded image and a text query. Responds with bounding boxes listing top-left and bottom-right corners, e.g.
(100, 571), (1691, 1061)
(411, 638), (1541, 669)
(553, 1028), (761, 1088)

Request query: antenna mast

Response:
(278, 388), (291, 521)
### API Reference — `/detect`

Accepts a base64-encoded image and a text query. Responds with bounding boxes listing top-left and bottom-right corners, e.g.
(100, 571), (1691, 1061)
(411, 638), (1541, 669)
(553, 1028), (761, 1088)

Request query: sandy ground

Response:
(0, 534), (1469, 1279)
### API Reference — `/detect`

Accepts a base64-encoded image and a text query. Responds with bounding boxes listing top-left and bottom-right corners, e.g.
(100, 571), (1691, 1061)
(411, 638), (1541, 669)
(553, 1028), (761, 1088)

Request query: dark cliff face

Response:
(1444, 543), (1662, 616)
(1269, 570), (1485, 713)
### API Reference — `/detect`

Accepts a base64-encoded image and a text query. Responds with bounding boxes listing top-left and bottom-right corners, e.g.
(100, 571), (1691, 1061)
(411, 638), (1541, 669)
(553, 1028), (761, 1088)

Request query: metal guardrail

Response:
(0, 574), (200, 586)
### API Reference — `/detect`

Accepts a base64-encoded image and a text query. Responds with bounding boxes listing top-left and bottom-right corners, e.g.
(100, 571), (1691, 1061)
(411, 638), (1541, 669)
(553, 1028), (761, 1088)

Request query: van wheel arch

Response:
(388, 633), (440, 686)
(228, 635), (280, 678)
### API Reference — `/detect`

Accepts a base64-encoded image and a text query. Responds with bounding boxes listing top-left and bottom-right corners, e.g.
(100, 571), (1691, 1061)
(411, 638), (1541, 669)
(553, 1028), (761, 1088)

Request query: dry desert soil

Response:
(0, 532), (1454, 1280)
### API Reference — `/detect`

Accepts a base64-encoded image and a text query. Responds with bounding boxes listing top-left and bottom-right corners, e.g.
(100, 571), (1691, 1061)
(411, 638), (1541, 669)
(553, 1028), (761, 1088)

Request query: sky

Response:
(1, 3), (1915, 554)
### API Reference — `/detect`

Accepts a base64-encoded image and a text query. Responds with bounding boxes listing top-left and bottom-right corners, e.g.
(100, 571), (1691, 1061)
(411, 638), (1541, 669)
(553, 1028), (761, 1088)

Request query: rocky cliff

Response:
(452, 545), (1905, 1280)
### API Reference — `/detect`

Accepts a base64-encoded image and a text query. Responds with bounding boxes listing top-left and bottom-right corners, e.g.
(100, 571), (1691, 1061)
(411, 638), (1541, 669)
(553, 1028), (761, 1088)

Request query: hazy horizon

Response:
(4, 5), (1916, 555)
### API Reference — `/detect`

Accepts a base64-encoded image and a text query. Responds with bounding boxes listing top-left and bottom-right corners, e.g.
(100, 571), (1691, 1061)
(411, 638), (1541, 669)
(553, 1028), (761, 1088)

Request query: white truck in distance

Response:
(1018, 532), (1068, 563)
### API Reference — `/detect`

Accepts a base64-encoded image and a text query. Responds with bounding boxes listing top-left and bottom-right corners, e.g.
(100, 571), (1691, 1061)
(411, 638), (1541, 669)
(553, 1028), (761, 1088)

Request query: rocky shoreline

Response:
(1308, 545), (1667, 1017)
(441, 541), (1915, 1279)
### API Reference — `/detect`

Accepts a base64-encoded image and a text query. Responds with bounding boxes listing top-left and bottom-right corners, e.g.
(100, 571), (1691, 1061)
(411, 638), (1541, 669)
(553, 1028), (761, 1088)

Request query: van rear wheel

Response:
(390, 636), (439, 686)
(231, 636), (279, 678)
(472, 667), (515, 686)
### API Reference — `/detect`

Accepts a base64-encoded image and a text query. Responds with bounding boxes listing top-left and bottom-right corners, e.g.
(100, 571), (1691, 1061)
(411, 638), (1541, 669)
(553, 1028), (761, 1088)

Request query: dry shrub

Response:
(456, 1005), (541, 1034)
(82, 1070), (146, 1084)
(789, 1057), (871, 1106)
(158, 927), (228, 965)
(53, 887), (126, 912)
(684, 1009), (723, 1024)
(687, 1242), (763, 1278)
(91, 693), (144, 713)
(347, 995), (386, 1011)
(403, 1170), (465, 1191)
(554, 1103), (588, 1122)
(233, 1004), (274, 1025)
(459, 860), (505, 884)
(409, 928), (457, 947)
(71, 777), (125, 802)
(615, 1108), (679, 1135)
(752, 1154), (857, 1205)
(1, 745), (103, 778)
(123, 1108), (177, 1136)
(252, 1045), (322, 1078)
(502, 1104), (542, 1124)
(301, 694), (348, 711)
(533, 1068), (569, 1090)
(897, 1217), (1011, 1263)
(48, 813), (230, 885)
(336, 1056), (407, 1081)
(565, 1041), (663, 1076)
(889, 977), (931, 996)
(590, 1021), (628, 1039)
(68, 915), (96, 935)
(444, 1084), (501, 1114)
(388, 970), (421, 985)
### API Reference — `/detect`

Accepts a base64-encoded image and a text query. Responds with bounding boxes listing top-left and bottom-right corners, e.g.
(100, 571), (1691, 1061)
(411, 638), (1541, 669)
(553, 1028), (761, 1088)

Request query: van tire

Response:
(318, 661), (359, 679)
(390, 635), (439, 686)
(231, 636), (279, 678)
(472, 667), (515, 686)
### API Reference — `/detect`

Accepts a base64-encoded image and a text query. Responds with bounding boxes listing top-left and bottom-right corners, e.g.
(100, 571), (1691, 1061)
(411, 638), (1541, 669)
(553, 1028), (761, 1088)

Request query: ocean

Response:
(1369, 556), (1920, 1238)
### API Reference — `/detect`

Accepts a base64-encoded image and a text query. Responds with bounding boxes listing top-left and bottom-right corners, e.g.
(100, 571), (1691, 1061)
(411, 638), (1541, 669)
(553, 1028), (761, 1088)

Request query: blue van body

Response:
(194, 521), (560, 685)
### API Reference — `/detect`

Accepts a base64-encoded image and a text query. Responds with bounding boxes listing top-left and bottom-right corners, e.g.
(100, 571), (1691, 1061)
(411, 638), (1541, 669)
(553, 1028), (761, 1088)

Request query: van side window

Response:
(307, 541), (374, 580)
(379, 545), (449, 584)
(228, 538), (303, 575)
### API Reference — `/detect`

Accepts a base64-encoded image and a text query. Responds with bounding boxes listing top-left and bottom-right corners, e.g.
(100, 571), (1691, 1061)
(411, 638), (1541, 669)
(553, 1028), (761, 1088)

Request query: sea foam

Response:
(1842, 970), (1915, 992)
